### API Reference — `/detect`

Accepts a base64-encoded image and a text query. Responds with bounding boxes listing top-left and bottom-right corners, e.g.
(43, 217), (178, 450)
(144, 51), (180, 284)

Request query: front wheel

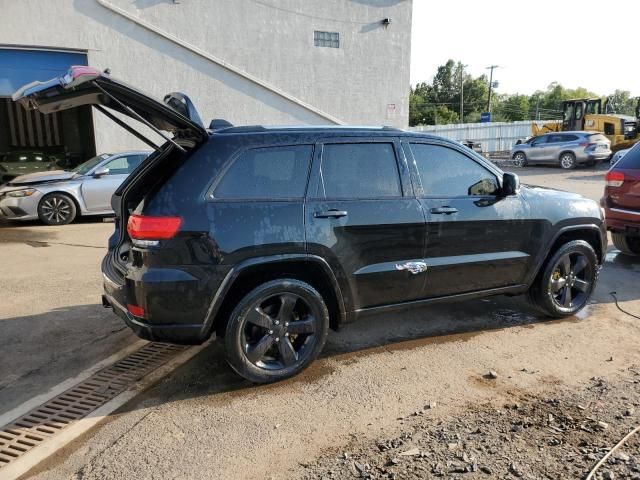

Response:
(224, 279), (329, 383)
(529, 240), (598, 318)
(38, 193), (77, 225)
(559, 152), (577, 169)
(512, 152), (527, 167)
(612, 232), (640, 256)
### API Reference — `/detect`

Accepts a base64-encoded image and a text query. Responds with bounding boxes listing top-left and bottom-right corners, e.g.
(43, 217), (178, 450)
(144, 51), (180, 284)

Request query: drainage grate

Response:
(0, 342), (188, 468)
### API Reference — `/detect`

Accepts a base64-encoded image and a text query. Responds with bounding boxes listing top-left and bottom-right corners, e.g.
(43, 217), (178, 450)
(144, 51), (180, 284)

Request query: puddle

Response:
(605, 250), (640, 272)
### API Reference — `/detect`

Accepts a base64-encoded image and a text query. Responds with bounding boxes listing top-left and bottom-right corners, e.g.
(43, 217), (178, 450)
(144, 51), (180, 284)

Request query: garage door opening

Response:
(0, 47), (96, 183)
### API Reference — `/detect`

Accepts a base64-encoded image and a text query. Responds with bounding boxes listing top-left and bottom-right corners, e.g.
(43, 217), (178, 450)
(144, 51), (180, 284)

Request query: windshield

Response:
(71, 154), (111, 175)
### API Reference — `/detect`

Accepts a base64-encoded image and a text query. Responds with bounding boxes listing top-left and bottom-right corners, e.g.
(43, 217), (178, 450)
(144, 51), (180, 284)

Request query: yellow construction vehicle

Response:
(532, 98), (640, 151)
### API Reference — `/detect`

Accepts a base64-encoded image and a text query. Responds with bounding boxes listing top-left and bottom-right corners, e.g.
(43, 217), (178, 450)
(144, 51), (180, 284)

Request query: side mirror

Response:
(502, 172), (520, 196)
(93, 167), (109, 177)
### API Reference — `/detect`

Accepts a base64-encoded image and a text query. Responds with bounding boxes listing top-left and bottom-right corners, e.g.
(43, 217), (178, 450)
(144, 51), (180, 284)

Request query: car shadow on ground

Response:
(111, 292), (615, 415)
(0, 304), (136, 414)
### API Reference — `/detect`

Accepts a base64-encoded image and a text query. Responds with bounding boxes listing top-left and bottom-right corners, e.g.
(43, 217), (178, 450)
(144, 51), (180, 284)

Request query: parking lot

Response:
(1, 165), (640, 479)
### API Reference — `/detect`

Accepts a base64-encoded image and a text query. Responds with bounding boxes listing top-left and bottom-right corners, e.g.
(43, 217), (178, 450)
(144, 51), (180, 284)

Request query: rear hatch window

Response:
(616, 145), (640, 169)
(588, 134), (608, 143)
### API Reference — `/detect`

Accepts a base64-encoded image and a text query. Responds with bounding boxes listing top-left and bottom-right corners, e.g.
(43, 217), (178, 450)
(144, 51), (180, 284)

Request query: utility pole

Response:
(535, 95), (540, 120)
(486, 65), (499, 113)
(459, 63), (467, 123)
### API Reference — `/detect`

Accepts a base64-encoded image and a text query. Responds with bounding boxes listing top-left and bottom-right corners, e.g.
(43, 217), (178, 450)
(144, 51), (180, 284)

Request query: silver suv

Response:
(511, 131), (611, 169)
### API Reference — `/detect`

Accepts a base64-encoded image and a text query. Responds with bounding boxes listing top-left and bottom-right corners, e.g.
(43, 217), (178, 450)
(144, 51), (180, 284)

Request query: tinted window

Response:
(547, 135), (566, 143)
(103, 155), (145, 175)
(319, 143), (401, 198)
(531, 136), (547, 146)
(617, 144), (640, 169)
(214, 145), (312, 199)
(563, 135), (579, 142)
(410, 144), (499, 197)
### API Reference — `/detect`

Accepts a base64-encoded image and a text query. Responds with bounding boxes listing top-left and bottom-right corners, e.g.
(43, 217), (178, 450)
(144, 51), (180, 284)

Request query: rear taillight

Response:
(605, 170), (625, 187)
(127, 214), (182, 240)
(579, 141), (590, 147)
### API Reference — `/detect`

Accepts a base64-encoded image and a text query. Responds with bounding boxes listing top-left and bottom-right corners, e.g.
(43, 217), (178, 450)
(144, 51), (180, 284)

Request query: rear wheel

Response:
(512, 152), (527, 167)
(559, 152), (577, 169)
(529, 240), (598, 318)
(38, 193), (77, 225)
(612, 232), (640, 256)
(224, 279), (329, 383)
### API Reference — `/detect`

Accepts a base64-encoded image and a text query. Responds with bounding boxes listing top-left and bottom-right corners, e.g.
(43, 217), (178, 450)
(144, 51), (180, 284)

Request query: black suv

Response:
(15, 68), (607, 383)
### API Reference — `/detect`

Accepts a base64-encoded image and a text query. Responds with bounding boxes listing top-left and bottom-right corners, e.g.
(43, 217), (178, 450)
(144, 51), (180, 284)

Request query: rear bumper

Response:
(576, 152), (611, 163)
(101, 253), (213, 344)
(605, 207), (640, 236)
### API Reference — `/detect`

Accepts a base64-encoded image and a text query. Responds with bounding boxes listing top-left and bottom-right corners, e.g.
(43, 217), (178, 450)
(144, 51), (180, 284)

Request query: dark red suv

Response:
(604, 144), (640, 255)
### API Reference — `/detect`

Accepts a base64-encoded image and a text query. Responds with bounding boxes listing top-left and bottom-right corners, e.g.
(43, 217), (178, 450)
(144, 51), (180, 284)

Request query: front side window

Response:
(103, 155), (144, 175)
(318, 143), (402, 199)
(410, 143), (499, 197)
(214, 145), (313, 199)
(531, 136), (547, 146)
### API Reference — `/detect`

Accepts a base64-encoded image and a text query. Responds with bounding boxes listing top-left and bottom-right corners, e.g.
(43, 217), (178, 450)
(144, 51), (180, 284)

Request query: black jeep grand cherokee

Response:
(15, 67), (607, 383)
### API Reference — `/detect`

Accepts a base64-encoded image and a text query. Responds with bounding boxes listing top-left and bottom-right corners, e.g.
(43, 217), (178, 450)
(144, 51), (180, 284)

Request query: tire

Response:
(559, 152), (577, 169)
(529, 240), (598, 318)
(512, 152), (527, 167)
(224, 279), (329, 383)
(37, 193), (77, 225)
(612, 232), (640, 256)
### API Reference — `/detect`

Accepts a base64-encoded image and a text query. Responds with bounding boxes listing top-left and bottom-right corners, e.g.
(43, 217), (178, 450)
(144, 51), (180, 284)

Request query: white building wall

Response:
(2, 0), (412, 152)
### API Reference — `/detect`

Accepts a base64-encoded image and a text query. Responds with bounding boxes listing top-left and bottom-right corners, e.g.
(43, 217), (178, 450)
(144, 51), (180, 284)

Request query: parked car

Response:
(610, 148), (630, 167)
(603, 143), (640, 256)
(14, 66), (607, 383)
(511, 131), (611, 169)
(0, 151), (150, 225)
(0, 151), (63, 184)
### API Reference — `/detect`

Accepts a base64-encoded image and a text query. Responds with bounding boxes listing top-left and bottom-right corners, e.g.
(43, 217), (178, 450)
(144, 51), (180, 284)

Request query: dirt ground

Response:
(301, 373), (640, 480)
(2, 165), (640, 480)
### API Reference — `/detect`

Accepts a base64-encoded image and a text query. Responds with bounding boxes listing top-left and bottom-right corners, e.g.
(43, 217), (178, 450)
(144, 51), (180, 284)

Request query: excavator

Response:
(531, 98), (640, 152)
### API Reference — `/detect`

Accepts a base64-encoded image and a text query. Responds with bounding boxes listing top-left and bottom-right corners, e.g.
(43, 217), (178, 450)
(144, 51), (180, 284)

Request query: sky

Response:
(410, 0), (640, 97)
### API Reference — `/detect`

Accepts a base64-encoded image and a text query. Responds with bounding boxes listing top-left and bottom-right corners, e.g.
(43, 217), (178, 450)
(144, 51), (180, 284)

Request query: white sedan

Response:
(0, 151), (149, 225)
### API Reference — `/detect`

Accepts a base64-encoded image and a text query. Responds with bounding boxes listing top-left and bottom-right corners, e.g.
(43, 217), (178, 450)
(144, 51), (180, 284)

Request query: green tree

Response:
(606, 90), (637, 116)
(493, 94), (530, 121)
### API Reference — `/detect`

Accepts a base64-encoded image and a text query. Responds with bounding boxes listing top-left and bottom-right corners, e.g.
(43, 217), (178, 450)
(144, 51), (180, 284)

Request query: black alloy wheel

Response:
(529, 240), (598, 318)
(225, 279), (329, 383)
(547, 251), (593, 310)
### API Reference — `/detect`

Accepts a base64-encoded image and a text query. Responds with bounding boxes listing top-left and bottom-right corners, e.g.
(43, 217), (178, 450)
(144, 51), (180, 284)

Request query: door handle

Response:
(430, 206), (458, 215)
(314, 209), (348, 219)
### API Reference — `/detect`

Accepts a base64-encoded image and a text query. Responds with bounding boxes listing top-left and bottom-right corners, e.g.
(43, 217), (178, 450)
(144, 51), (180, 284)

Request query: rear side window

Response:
(617, 145), (640, 169)
(410, 143), (499, 197)
(318, 143), (401, 198)
(214, 145), (312, 199)
(563, 135), (579, 142)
